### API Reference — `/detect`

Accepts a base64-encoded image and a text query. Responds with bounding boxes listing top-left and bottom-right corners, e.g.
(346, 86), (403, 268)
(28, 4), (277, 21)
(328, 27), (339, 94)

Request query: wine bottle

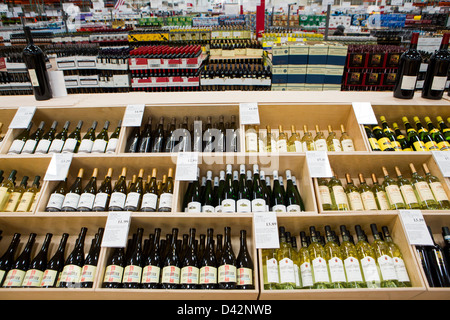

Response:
(302, 125), (315, 151)
(251, 164), (266, 212)
(245, 124), (258, 152)
(91, 168), (113, 212)
(138, 117), (153, 153)
(200, 228), (218, 289)
(8, 122), (32, 154)
(382, 226), (411, 287)
(381, 166), (406, 210)
(379, 116), (402, 151)
(141, 228), (162, 289)
(425, 226), (450, 287)
(80, 228), (104, 288)
(218, 226), (237, 289)
(102, 246), (126, 288)
(122, 228), (144, 288)
(436, 116), (450, 142)
(45, 179), (67, 212)
(21, 120), (45, 154)
(328, 169), (349, 211)
(221, 165), (236, 213)
(422, 163), (450, 209)
(415, 244), (436, 287)
(158, 168), (173, 212)
(91, 121), (110, 153)
(422, 33), (450, 100)
(124, 169), (145, 211)
(108, 167), (127, 211)
(152, 116), (165, 153)
(394, 166), (421, 210)
(323, 226), (346, 288)
(22, 26), (52, 100)
(344, 173), (364, 211)
(22, 233), (53, 287)
(236, 230), (254, 289)
(35, 120), (58, 154)
(370, 224), (398, 287)
(105, 120), (121, 154)
(140, 168), (158, 212)
(0, 233), (21, 286)
(339, 225), (364, 288)
(77, 121), (98, 153)
(161, 228), (181, 289)
(3, 233), (36, 287)
(371, 173), (390, 210)
(62, 120), (83, 153)
(285, 170), (303, 212)
(392, 122), (412, 151)
(340, 124), (355, 151)
(288, 125), (303, 152)
(364, 126), (382, 151)
(318, 177), (334, 210)
(180, 228), (200, 289)
(48, 121), (70, 154)
(77, 168), (98, 212)
(326, 125), (341, 152)
(358, 173), (378, 211)
(313, 125), (327, 151)
(424, 116), (450, 151)
(354, 225), (381, 288)
(0, 170), (17, 211)
(40, 233), (69, 287)
(408, 163), (439, 210)
(4, 175), (28, 212)
(271, 170), (286, 212)
(372, 125), (395, 151)
(61, 168), (84, 212)
(59, 227), (87, 288)
(442, 227), (450, 268)
(402, 117), (427, 151)
(187, 168), (202, 213)
(202, 170), (215, 213)
(413, 116), (439, 151)
(308, 226), (330, 289)
(277, 125), (288, 152)
(393, 32), (422, 99)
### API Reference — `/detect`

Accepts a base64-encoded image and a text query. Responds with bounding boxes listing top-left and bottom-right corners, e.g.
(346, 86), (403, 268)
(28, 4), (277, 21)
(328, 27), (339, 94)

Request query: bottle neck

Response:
(24, 27), (34, 46)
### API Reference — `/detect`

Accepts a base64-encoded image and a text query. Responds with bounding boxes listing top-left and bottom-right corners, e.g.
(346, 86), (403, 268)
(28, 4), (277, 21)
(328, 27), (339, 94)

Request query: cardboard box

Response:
(272, 66), (289, 84)
(324, 65), (345, 84)
(307, 44), (328, 64)
(272, 46), (289, 65)
(287, 65), (307, 84)
(326, 44), (348, 66)
(306, 65), (326, 84)
(288, 45), (309, 65)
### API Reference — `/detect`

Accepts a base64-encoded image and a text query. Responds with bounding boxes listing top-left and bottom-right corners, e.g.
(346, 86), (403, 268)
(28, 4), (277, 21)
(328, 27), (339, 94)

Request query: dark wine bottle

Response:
(251, 164), (266, 212)
(122, 228), (144, 289)
(236, 229), (254, 289)
(218, 226), (237, 289)
(22, 233), (53, 287)
(92, 168), (113, 212)
(161, 228), (181, 289)
(0, 233), (21, 286)
(59, 227), (87, 288)
(271, 170), (286, 212)
(61, 168), (84, 212)
(108, 167), (128, 211)
(180, 228), (200, 289)
(141, 228), (161, 289)
(77, 168), (98, 212)
(22, 26), (52, 101)
(40, 233), (69, 287)
(80, 228), (104, 288)
(3, 233), (36, 287)
(151, 116), (165, 153)
(186, 168), (201, 213)
(124, 169), (144, 211)
(199, 228), (218, 289)
(141, 168), (158, 212)
(102, 247), (126, 288)
(202, 170), (214, 213)
(442, 227), (450, 268)
(138, 117), (153, 153)
(425, 226), (450, 287)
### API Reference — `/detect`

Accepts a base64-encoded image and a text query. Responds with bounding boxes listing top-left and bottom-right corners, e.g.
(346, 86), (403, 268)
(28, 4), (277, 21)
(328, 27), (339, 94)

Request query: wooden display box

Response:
(258, 213), (427, 300)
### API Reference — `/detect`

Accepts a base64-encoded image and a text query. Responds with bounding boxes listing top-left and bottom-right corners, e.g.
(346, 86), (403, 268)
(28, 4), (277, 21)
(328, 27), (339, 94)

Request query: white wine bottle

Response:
(394, 166), (421, 209)
(301, 125), (315, 151)
(409, 163), (439, 210)
(158, 168), (174, 212)
(287, 125), (302, 152)
(105, 120), (121, 154)
(313, 125), (327, 151)
(355, 225), (381, 288)
(339, 225), (364, 288)
(276, 125), (288, 152)
(62, 120), (83, 153)
(328, 170), (349, 211)
(91, 121), (110, 153)
(77, 168), (98, 212)
(124, 168), (145, 211)
(308, 226), (330, 289)
(382, 226), (411, 287)
(340, 124), (355, 151)
(318, 178), (335, 210)
(323, 226), (347, 288)
(298, 231), (313, 289)
(344, 173), (364, 211)
(108, 167), (127, 211)
(262, 248), (279, 289)
(370, 224), (398, 288)
(371, 173), (390, 210)
(358, 173), (378, 211)
(422, 163), (450, 209)
(0, 170), (18, 211)
(61, 169), (84, 212)
(326, 125), (342, 152)
(276, 227), (296, 289)
(21, 121), (45, 154)
(16, 175), (40, 212)
(48, 121), (70, 154)
(78, 121), (98, 153)
(3, 176), (28, 212)
(34, 121), (58, 154)
(245, 124), (258, 152)
(381, 166), (406, 210)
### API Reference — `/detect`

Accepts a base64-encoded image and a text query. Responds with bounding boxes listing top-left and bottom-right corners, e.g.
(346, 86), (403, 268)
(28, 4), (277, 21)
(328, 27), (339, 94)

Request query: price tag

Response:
(399, 210), (433, 246)
(253, 212), (280, 249)
(43, 153), (73, 181)
(9, 106), (36, 129)
(101, 211), (131, 248)
(431, 151), (450, 177)
(175, 152), (198, 181)
(122, 104), (145, 127)
(352, 102), (378, 125)
(239, 102), (260, 125)
(306, 151), (332, 178)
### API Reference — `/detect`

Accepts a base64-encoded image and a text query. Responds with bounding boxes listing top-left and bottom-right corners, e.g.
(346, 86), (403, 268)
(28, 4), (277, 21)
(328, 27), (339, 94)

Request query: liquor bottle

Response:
(4, 175), (28, 212)
(251, 164), (266, 212)
(22, 121), (45, 154)
(285, 170), (303, 212)
(277, 125), (288, 152)
(62, 120), (83, 153)
(3, 233), (36, 287)
(381, 226), (411, 287)
(402, 117), (427, 151)
(413, 117), (439, 151)
(328, 170), (349, 211)
(271, 170), (286, 212)
(381, 166), (406, 210)
(276, 227), (296, 289)
(141, 228), (161, 289)
(340, 124), (355, 151)
(202, 170), (215, 213)
(308, 226), (330, 289)
(158, 168), (173, 212)
(408, 163), (439, 210)
(218, 226), (237, 289)
(326, 125), (342, 152)
(392, 122), (412, 151)
(35, 120), (58, 154)
(339, 225), (364, 288)
(140, 168), (158, 212)
(302, 125), (315, 151)
(102, 246), (126, 288)
(379, 116), (402, 151)
(436, 116), (450, 142)
(105, 120), (121, 154)
(356, 173), (377, 211)
(8, 122), (32, 154)
(424, 116), (450, 151)
(372, 125), (395, 151)
(22, 26), (52, 100)
(370, 224), (398, 287)
(313, 125), (327, 151)
(200, 228), (218, 289)
(22, 233), (53, 287)
(91, 121), (110, 153)
(180, 228), (199, 289)
(422, 163), (450, 209)
(442, 227), (450, 268)
(45, 179), (67, 212)
(48, 121), (70, 154)
(0, 233), (21, 286)
(108, 167), (127, 211)
(323, 226), (346, 288)
(364, 126), (382, 151)
(393, 32), (421, 99)
(426, 226), (450, 287)
(236, 230), (254, 289)
(288, 125), (303, 152)
(80, 228), (104, 288)
(344, 173), (364, 211)
(394, 166), (421, 209)
(0, 170), (17, 211)
(40, 233), (69, 287)
(59, 227), (87, 288)
(61, 168), (84, 212)
(422, 33), (450, 100)
(124, 169), (145, 211)
(298, 231), (313, 289)
(318, 177), (334, 210)
(92, 168), (113, 211)
(354, 225), (381, 288)
(161, 228), (181, 289)
(152, 116), (165, 153)
(371, 173), (390, 210)
(122, 228), (144, 289)
(77, 168), (98, 212)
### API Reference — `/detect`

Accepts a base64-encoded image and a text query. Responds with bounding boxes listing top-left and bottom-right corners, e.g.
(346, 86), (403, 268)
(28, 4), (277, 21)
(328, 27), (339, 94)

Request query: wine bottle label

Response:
(431, 76), (447, 91)
(377, 255), (398, 281)
(391, 141), (402, 151)
(425, 141), (439, 151)
(332, 186), (348, 207)
(106, 138), (119, 153)
(328, 257), (346, 283)
(93, 192), (109, 210)
(385, 185), (404, 205)
(287, 204), (301, 212)
(314, 139), (327, 151)
(202, 205), (215, 213)
(265, 258), (279, 284)
(400, 185), (419, 205)
(48, 139), (65, 153)
(361, 191), (378, 210)
(341, 139), (355, 151)
(35, 139), (51, 154)
(414, 181), (436, 202)
(376, 191), (390, 210)
(78, 139), (94, 153)
(104, 265), (124, 283)
(125, 192), (141, 209)
(142, 265), (161, 284)
(158, 193), (173, 210)
(62, 138), (78, 153)
(3, 269), (26, 287)
(62, 192), (81, 210)
(368, 138), (381, 151)
(221, 199), (236, 212)
(429, 182), (449, 202)
(392, 257), (410, 282)
(437, 141), (450, 151)
(214, 205), (222, 213)
(78, 193), (95, 210)
(181, 266), (199, 284)
(348, 192), (364, 211)
(91, 139), (108, 153)
(218, 264), (236, 283)
(16, 192), (35, 212)
(162, 265), (180, 284)
(251, 198), (266, 212)
(300, 261), (313, 287)
(278, 258), (295, 284)
(412, 140), (427, 151)
(22, 269), (44, 287)
(200, 266), (217, 284)
(123, 265), (143, 283)
(294, 141), (303, 152)
(236, 199), (251, 213)
(187, 201), (202, 212)
(109, 192), (126, 209)
(344, 256), (363, 282)
(40, 269), (58, 287)
(293, 264), (300, 287)
(319, 186), (333, 205)
(312, 257), (329, 283)
(60, 264), (82, 284)
(4, 192), (21, 212)
(8, 140), (25, 154)
(21, 139), (37, 154)
(80, 265), (97, 283)
(377, 137), (393, 151)
(272, 204), (287, 212)
(141, 193), (158, 210)
(332, 139), (342, 151)
(277, 139), (288, 152)
(28, 69), (39, 86)
(400, 75), (417, 90)
(360, 256), (381, 282)
(245, 132), (258, 152)
(47, 193), (65, 210)
(237, 267), (253, 286)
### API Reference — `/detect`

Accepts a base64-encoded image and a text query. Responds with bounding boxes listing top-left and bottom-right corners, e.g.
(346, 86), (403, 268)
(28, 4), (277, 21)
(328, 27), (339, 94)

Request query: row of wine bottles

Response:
(182, 164), (305, 213)
(8, 120), (122, 155)
(129, 44), (203, 59)
(126, 115), (239, 153)
(45, 167), (174, 213)
(263, 224), (411, 290)
(245, 124), (355, 153)
(365, 115), (450, 152)
(103, 226), (254, 289)
(0, 228), (104, 288)
(318, 164), (450, 212)
(0, 170), (41, 212)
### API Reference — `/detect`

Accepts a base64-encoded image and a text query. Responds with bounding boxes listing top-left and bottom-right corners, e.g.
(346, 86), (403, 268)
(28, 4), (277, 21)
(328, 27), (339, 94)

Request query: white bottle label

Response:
(294, 141), (303, 152)
(431, 76), (447, 91)
(123, 265), (142, 283)
(314, 139), (327, 151)
(400, 75), (417, 90)
(78, 139), (94, 153)
(28, 69), (39, 86)
(60, 264), (82, 283)
(361, 191), (378, 210)
(62, 138), (78, 153)
(80, 265), (97, 283)
(158, 193), (173, 210)
(286, 204), (301, 212)
(385, 185), (404, 205)
(141, 193), (158, 210)
(266, 258), (279, 284)
(187, 201), (202, 212)
(319, 185), (333, 205)
(21, 139), (37, 154)
(22, 269), (44, 287)
(414, 181), (436, 202)
(332, 139), (342, 151)
(272, 204), (287, 212)
(300, 261), (313, 287)
(348, 191), (364, 211)
(47, 193), (65, 210)
(328, 257), (347, 283)
(142, 265), (160, 284)
(8, 140), (25, 154)
(48, 139), (64, 153)
(400, 185), (418, 205)
(3, 269), (26, 287)
(77, 193), (95, 210)
(109, 192), (126, 209)
(162, 266), (180, 284)
(360, 256), (380, 282)
(246, 132), (258, 152)
(103, 265), (124, 283)
(344, 256), (363, 282)
(393, 256), (410, 282)
(93, 192), (109, 210)
(251, 198), (266, 212)
(105, 138), (118, 153)
(278, 258), (295, 284)
(61, 193), (80, 210)
(218, 264), (236, 283)
(34, 139), (51, 154)
(277, 139), (288, 152)
(341, 139), (355, 151)
(199, 266), (217, 284)
(376, 191), (390, 210)
(312, 257), (330, 283)
(236, 199), (251, 213)
(202, 205), (215, 213)
(181, 266), (199, 285)
(429, 182), (449, 202)
(221, 199), (236, 212)
(91, 139), (107, 153)
(333, 186), (348, 206)
(125, 192), (141, 208)
(377, 254), (398, 281)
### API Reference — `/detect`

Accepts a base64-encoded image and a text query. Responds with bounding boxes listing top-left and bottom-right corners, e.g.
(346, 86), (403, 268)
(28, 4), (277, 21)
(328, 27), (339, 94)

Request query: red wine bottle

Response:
(422, 33), (450, 100)
(59, 227), (87, 288)
(3, 233), (36, 287)
(218, 226), (237, 289)
(122, 228), (144, 289)
(141, 228), (162, 289)
(180, 228), (200, 289)
(102, 247), (126, 288)
(236, 229), (254, 289)
(80, 228), (104, 288)
(22, 233), (53, 287)
(0, 233), (21, 286)
(393, 33), (422, 99)
(40, 233), (69, 288)
(22, 26), (52, 101)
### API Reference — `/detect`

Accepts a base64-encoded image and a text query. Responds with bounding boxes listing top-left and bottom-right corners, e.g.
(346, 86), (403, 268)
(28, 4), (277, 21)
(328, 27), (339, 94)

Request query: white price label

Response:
(9, 106), (36, 129)
(122, 104), (145, 127)
(352, 102), (378, 125)
(44, 153), (73, 181)
(239, 102), (260, 125)
(432, 151), (450, 177)
(101, 211), (131, 248)
(399, 210), (433, 246)
(306, 151), (332, 178)
(253, 211), (280, 249)
(175, 152), (198, 181)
